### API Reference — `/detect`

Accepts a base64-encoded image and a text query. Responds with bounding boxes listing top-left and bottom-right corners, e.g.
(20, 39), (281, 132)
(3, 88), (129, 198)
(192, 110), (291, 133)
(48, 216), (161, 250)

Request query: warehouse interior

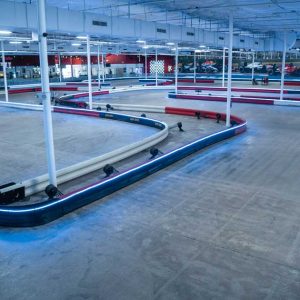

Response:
(0, 1), (300, 299)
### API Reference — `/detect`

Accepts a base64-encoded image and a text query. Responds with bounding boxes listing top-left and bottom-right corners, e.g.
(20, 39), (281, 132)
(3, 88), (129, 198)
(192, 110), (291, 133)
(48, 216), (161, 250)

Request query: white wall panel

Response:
(112, 17), (135, 38)
(169, 25), (181, 41)
(84, 13), (111, 36)
(57, 8), (83, 33)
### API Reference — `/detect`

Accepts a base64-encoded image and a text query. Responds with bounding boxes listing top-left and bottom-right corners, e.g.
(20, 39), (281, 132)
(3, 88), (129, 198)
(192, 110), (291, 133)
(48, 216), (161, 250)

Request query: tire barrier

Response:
(177, 85), (300, 97)
(0, 104), (246, 227)
(169, 87), (300, 107)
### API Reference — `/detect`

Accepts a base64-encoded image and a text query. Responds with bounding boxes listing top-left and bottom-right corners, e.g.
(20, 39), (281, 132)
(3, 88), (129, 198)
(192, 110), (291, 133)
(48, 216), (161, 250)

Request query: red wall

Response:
(9, 54), (175, 73)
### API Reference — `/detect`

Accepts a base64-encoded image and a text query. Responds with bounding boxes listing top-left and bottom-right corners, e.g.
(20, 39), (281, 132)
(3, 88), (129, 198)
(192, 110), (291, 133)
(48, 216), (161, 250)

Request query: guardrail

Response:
(0, 105), (246, 227)
(0, 104), (168, 199)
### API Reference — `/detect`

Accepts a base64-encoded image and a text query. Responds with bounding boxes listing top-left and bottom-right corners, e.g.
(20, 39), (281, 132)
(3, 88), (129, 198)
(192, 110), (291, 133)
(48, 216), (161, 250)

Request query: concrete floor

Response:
(0, 106), (158, 183)
(1, 88), (300, 299)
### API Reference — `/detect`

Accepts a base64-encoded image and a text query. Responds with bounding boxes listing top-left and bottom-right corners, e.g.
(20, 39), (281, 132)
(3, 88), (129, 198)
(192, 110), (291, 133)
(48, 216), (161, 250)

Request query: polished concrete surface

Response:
(0, 106), (157, 183)
(1, 88), (300, 299)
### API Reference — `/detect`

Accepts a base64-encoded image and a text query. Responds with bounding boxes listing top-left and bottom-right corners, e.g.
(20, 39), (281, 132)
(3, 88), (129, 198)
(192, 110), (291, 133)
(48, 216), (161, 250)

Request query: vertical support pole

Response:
(155, 48), (158, 86)
(251, 51), (255, 81)
(193, 51), (196, 83)
(226, 13), (233, 128)
(70, 56), (74, 79)
(37, 0), (57, 186)
(175, 44), (178, 94)
(144, 48), (148, 79)
(280, 32), (287, 101)
(97, 45), (101, 90)
(222, 47), (226, 87)
(58, 52), (62, 82)
(1, 41), (8, 102)
(86, 35), (92, 110)
(102, 53), (105, 82)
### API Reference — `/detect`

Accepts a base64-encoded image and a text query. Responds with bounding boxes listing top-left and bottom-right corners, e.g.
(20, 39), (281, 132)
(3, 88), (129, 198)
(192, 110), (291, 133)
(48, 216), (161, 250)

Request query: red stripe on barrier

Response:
(240, 94), (300, 101)
(165, 107), (219, 119)
(173, 94), (274, 105)
(72, 90), (109, 98)
(178, 79), (214, 83)
(53, 107), (99, 117)
(165, 106), (245, 125)
(285, 81), (300, 86)
(177, 86), (289, 94)
(50, 87), (79, 91)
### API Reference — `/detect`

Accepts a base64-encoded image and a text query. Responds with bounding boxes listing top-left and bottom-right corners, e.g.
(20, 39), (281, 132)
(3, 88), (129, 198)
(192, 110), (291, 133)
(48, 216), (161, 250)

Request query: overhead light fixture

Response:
(142, 45), (149, 49)
(72, 43), (81, 46)
(199, 45), (206, 48)
(76, 36), (87, 39)
(0, 30), (12, 35)
(9, 41), (22, 44)
(195, 49), (203, 53)
(166, 42), (175, 46)
(136, 39), (146, 43)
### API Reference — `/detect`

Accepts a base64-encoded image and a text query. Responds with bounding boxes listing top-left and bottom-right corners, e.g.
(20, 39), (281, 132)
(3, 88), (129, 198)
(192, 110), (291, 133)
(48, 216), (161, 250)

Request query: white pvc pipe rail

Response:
(0, 101), (168, 196)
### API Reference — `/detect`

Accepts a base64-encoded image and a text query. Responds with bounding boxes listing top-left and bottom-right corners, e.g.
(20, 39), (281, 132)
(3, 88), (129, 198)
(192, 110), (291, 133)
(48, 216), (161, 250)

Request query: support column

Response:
(226, 13), (233, 128)
(1, 41), (8, 102)
(102, 53), (105, 83)
(37, 0), (57, 186)
(251, 51), (255, 81)
(280, 32), (287, 101)
(193, 51), (196, 83)
(97, 45), (101, 90)
(58, 52), (62, 82)
(70, 56), (74, 79)
(155, 48), (158, 86)
(222, 47), (226, 87)
(144, 48), (148, 79)
(175, 44), (178, 94)
(86, 35), (92, 110)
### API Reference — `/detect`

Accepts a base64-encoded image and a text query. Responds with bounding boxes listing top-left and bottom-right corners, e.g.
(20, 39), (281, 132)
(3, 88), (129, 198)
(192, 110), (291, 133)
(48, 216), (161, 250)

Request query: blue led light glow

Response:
(0, 103), (247, 226)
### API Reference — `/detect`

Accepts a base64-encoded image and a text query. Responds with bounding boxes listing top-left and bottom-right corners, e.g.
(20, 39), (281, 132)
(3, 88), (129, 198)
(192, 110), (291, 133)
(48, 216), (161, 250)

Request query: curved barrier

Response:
(168, 87), (300, 106)
(0, 105), (246, 227)
(0, 105), (168, 198)
(169, 92), (275, 105)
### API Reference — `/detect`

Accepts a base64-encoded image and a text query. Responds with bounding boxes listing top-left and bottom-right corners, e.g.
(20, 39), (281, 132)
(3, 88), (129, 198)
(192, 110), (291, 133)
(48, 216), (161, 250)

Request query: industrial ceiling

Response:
(10, 0), (300, 34)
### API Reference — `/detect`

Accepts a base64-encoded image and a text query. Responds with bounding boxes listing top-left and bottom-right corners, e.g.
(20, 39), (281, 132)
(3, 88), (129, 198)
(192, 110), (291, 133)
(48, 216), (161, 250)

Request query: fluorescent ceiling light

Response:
(166, 42), (175, 46)
(9, 41), (22, 44)
(72, 43), (81, 46)
(136, 39), (146, 43)
(142, 45), (149, 49)
(199, 45), (206, 48)
(76, 36), (87, 39)
(0, 30), (12, 35)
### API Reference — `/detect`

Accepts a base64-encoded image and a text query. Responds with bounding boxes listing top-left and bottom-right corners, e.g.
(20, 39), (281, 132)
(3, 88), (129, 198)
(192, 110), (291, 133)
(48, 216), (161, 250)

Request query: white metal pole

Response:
(251, 51), (255, 81)
(222, 47), (226, 87)
(145, 48), (148, 79)
(193, 51), (196, 83)
(58, 52), (62, 82)
(155, 48), (158, 86)
(226, 13), (233, 128)
(102, 53), (105, 83)
(86, 35), (92, 110)
(37, 0), (57, 186)
(97, 45), (101, 90)
(280, 33), (287, 101)
(1, 41), (8, 102)
(175, 44), (178, 94)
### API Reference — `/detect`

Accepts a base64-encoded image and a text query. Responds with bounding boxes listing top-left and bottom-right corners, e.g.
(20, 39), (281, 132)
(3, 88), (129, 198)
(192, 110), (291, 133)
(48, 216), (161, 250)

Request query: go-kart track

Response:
(0, 82), (246, 226)
(1, 80), (300, 298)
